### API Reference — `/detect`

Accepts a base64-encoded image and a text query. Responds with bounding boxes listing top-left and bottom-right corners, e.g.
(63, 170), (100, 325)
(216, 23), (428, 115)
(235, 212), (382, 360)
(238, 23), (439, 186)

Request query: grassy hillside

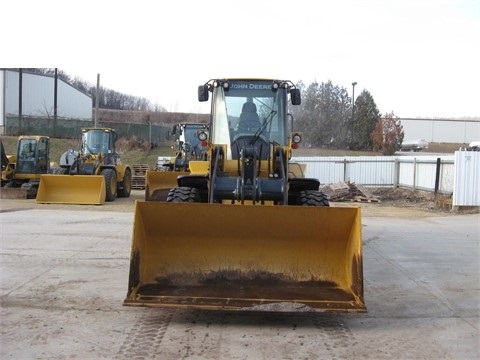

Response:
(1, 135), (466, 170)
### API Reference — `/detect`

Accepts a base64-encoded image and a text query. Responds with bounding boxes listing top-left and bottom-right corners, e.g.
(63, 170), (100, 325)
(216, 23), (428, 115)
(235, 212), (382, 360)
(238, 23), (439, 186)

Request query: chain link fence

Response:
(4, 117), (174, 144)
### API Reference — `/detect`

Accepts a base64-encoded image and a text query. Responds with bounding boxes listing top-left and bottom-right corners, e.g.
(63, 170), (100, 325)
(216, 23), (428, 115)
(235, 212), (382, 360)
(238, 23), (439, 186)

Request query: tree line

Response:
(291, 80), (404, 155)
(22, 69), (403, 154)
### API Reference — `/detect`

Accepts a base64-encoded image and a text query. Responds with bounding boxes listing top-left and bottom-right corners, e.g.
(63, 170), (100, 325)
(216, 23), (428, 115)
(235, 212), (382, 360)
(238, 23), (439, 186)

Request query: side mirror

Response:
(198, 85), (209, 102)
(290, 88), (301, 105)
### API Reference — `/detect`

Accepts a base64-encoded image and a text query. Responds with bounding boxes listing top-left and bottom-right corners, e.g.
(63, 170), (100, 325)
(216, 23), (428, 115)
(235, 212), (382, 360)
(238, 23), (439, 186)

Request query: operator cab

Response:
(198, 79), (301, 160)
(16, 137), (49, 175)
(82, 128), (116, 156)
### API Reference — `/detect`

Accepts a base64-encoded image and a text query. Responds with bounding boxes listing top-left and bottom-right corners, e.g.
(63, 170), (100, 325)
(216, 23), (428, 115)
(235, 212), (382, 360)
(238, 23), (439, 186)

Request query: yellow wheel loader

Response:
(159, 123), (209, 172)
(146, 123), (208, 201)
(1, 136), (50, 199)
(36, 128), (132, 205)
(125, 79), (365, 312)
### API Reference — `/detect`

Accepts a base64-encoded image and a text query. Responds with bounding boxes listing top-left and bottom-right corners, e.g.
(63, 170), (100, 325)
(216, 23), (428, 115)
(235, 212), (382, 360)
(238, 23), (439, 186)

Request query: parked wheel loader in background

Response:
(125, 78), (365, 312)
(1, 136), (50, 199)
(146, 123), (208, 200)
(36, 127), (132, 204)
(159, 123), (209, 171)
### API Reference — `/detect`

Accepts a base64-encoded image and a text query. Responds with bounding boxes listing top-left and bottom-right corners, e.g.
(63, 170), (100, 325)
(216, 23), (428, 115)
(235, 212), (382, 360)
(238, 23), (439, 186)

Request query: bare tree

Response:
(371, 112), (404, 155)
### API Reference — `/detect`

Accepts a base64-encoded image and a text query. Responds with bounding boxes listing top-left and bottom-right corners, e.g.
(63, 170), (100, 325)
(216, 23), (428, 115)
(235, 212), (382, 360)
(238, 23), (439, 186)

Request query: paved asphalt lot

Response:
(0, 193), (478, 359)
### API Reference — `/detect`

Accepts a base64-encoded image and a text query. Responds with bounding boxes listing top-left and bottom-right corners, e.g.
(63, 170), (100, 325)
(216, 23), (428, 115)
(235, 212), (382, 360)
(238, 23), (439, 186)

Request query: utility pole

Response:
(54, 68), (58, 137)
(54, 68), (58, 120)
(95, 74), (100, 128)
(18, 69), (23, 121)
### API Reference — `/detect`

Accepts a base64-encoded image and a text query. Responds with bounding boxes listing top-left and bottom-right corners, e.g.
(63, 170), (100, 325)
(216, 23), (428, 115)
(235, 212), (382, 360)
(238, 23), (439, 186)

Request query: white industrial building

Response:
(0, 69), (92, 134)
(400, 117), (480, 144)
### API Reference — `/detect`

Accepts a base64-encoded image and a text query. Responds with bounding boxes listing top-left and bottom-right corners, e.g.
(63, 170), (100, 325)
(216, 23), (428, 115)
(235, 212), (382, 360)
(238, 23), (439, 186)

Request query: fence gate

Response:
(453, 151), (480, 207)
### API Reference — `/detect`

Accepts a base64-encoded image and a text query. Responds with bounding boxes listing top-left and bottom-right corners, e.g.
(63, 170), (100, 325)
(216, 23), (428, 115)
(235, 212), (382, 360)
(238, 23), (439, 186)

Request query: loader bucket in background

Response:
(145, 170), (189, 201)
(36, 175), (106, 205)
(124, 202), (365, 312)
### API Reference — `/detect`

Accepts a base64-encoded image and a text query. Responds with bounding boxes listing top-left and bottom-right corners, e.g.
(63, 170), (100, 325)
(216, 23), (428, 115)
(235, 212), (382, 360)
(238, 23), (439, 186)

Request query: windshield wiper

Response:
(83, 141), (94, 154)
(249, 110), (277, 145)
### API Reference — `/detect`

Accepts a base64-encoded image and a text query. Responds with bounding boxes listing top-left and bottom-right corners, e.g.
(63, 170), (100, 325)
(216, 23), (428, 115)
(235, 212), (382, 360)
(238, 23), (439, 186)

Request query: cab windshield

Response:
(16, 138), (38, 174)
(211, 80), (288, 152)
(82, 130), (112, 155)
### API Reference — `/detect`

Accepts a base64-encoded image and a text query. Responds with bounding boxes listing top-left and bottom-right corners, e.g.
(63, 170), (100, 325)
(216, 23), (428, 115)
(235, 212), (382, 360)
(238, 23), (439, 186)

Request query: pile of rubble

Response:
(319, 181), (380, 203)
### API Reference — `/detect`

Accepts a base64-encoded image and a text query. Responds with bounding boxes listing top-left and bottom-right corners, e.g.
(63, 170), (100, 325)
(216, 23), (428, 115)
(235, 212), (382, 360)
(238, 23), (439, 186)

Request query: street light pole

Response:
(351, 82), (357, 147)
(351, 82), (357, 119)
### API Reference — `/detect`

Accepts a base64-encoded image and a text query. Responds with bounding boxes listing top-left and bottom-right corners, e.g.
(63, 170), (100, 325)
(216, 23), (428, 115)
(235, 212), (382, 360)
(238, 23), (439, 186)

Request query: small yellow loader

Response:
(36, 128), (131, 205)
(1, 135), (50, 199)
(125, 79), (365, 312)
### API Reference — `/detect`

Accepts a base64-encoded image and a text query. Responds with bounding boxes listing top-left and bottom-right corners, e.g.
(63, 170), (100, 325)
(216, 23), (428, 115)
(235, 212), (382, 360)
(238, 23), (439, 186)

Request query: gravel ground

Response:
(1, 191), (478, 359)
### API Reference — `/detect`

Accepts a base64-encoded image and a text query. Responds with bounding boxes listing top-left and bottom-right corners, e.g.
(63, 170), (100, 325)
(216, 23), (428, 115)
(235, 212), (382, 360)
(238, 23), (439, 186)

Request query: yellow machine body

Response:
(1, 136), (50, 199)
(125, 78), (365, 313)
(35, 128), (131, 204)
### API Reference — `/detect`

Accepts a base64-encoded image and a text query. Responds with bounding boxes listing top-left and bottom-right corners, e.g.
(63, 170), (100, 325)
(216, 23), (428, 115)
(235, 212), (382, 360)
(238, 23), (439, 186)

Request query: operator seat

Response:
(237, 102), (260, 133)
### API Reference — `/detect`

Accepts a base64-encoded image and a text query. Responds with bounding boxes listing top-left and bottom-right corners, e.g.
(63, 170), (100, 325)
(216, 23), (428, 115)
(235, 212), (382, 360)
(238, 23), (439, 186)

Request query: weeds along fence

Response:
(292, 152), (480, 207)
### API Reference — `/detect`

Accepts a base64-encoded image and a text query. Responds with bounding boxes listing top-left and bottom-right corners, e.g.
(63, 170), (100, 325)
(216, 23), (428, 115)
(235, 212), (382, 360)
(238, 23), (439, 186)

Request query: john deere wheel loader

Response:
(125, 79), (365, 312)
(36, 128), (132, 204)
(1, 136), (50, 199)
(146, 123), (209, 201)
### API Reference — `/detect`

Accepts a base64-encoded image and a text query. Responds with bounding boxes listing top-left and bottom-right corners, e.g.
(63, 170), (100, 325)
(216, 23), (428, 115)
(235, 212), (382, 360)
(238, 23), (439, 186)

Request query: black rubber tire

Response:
(101, 168), (117, 202)
(117, 167), (132, 198)
(166, 187), (201, 203)
(297, 190), (330, 206)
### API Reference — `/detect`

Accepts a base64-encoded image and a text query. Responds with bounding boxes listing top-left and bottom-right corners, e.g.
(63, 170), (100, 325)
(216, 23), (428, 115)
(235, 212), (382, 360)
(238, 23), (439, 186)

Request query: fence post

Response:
(413, 157), (417, 191)
(394, 158), (399, 188)
(434, 157), (441, 194)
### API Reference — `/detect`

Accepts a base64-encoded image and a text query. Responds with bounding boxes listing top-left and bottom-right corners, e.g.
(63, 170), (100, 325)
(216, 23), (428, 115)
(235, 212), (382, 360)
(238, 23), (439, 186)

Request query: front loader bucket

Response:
(125, 202), (365, 312)
(36, 175), (106, 205)
(145, 170), (189, 201)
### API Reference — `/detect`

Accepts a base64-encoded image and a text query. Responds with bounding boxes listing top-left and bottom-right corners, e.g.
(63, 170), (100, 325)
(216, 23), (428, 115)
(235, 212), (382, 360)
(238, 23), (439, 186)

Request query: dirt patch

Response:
(328, 187), (479, 218)
(372, 187), (438, 208)
(369, 187), (478, 215)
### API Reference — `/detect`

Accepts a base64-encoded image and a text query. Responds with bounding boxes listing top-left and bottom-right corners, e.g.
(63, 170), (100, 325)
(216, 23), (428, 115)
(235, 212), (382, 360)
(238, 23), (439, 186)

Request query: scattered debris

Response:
(320, 181), (381, 203)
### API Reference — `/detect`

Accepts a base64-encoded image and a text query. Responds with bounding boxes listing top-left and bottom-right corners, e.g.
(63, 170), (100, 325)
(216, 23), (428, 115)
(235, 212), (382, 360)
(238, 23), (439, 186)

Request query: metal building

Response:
(0, 69), (92, 134)
(400, 117), (480, 144)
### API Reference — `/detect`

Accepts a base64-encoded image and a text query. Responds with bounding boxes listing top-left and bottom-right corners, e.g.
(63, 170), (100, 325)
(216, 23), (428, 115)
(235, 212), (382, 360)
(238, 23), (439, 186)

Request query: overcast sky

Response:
(4, 0), (479, 118)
